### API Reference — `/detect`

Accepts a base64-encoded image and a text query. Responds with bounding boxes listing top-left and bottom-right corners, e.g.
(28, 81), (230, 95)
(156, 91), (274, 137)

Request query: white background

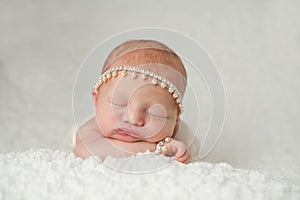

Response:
(0, 0), (299, 179)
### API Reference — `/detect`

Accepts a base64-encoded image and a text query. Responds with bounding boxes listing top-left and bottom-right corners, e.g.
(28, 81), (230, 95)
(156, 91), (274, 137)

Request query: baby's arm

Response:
(75, 117), (156, 159)
(75, 135), (156, 159)
(75, 117), (190, 164)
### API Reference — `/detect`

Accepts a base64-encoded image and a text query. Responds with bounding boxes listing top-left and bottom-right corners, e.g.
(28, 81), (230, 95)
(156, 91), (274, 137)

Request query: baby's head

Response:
(92, 40), (187, 143)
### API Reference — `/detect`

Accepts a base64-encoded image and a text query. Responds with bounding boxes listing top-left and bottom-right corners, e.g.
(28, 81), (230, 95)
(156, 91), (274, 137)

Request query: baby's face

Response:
(93, 74), (179, 143)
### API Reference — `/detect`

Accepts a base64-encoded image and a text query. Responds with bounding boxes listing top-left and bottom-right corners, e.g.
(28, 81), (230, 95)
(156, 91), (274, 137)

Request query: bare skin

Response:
(75, 42), (190, 164)
(75, 117), (190, 163)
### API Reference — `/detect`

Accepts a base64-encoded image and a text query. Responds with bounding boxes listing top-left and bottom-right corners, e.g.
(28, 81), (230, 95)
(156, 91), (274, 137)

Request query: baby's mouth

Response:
(116, 128), (142, 138)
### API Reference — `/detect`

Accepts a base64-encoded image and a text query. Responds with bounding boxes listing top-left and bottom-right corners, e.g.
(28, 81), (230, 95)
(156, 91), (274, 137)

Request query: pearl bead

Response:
(152, 78), (158, 85)
(112, 71), (118, 77)
(141, 74), (147, 80)
(164, 137), (171, 143)
(173, 93), (178, 99)
(160, 82), (166, 88)
(106, 72), (111, 79)
(132, 72), (137, 78)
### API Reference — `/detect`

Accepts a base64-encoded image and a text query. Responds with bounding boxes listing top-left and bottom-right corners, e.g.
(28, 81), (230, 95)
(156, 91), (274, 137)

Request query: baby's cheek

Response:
(146, 119), (165, 135)
(146, 120), (175, 142)
(96, 115), (112, 135)
(145, 132), (170, 143)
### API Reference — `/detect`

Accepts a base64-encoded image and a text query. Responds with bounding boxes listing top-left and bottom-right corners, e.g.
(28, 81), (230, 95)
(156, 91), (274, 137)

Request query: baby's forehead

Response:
(109, 75), (168, 97)
(96, 65), (184, 113)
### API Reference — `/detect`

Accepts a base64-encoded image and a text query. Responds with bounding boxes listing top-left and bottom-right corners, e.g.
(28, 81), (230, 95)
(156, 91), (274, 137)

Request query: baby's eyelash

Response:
(109, 101), (127, 107)
(145, 111), (168, 119)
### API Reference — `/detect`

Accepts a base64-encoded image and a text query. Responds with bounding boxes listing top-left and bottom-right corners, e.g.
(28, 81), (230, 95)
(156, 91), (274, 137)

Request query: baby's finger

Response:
(183, 154), (191, 164)
(176, 150), (189, 163)
(174, 146), (186, 159)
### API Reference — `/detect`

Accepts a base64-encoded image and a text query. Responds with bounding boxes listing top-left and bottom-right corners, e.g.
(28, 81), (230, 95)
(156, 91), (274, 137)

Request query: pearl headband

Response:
(94, 66), (183, 114)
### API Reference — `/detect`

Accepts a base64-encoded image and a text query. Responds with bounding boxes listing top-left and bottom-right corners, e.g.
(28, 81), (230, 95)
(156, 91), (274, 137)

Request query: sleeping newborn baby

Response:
(75, 40), (190, 164)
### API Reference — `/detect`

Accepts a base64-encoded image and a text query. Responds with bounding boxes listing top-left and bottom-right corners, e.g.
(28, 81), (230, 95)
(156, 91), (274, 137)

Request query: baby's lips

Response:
(116, 128), (142, 138)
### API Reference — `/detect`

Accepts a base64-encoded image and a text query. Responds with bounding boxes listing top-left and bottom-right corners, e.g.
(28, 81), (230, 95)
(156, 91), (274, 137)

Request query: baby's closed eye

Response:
(109, 99), (127, 107)
(146, 104), (168, 119)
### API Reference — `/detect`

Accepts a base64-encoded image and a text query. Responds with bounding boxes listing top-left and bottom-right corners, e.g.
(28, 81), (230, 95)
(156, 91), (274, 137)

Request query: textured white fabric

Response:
(0, 149), (299, 200)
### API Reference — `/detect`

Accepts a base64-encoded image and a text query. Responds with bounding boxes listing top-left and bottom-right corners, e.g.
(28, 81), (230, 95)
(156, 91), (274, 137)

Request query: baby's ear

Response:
(172, 117), (181, 138)
(92, 88), (99, 106)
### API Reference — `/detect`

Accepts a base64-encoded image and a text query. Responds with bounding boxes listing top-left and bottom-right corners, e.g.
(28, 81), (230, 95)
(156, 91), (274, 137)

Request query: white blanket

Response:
(0, 149), (299, 200)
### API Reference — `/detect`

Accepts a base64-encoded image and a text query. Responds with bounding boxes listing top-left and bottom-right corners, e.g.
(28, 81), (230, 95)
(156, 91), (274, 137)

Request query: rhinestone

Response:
(158, 141), (164, 146)
(168, 87), (174, 93)
(154, 74), (158, 79)
(161, 146), (167, 152)
(141, 74), (147, 80)
(176, 98), (181, 104)
(121, 70), (127, 76)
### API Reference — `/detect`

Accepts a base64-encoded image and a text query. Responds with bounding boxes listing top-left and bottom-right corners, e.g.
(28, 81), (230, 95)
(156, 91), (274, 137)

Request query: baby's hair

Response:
(102, 40), (187, 79)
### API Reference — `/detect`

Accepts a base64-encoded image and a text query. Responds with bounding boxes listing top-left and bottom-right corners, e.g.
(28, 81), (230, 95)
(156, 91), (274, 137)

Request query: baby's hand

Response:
(162, 139), (190, 164)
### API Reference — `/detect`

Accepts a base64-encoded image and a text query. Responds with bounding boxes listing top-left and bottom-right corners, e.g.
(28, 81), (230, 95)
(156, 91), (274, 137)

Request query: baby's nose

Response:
(122, 110), (145, 127)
